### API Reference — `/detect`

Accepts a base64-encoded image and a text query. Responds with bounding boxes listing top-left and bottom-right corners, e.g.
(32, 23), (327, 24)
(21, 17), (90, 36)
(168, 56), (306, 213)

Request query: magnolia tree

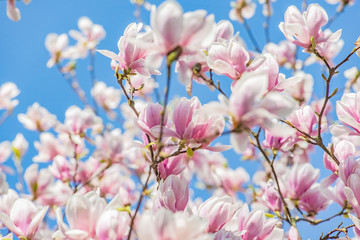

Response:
(1, 0), (360, 239)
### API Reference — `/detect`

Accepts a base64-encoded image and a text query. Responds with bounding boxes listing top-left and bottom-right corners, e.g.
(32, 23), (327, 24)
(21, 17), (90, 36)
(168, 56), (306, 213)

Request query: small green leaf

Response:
(186, 147), (194, 157)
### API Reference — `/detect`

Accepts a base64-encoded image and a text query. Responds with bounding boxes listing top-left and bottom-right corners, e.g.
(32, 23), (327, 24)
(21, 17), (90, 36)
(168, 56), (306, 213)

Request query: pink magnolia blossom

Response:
(229, 0), (256, 23)
(197, 195), (239, 233)
(49, 156), (74, 182)
(207, 40), (249, 81)
(33, 132), (67, 163)
(279, 4), (342, 50)
(99, 22), (160, 77)
(216, 167), (249, 196)
(0, 198), (48, 240)
(24, 164), (53, 199)
(150, 0), (215, 56)
(95, 210), (130, 240)
(45, 33), (70, 68)
(56, 106), (103, 143)
(138, 103), (168, 139)
(0, 189), (19, 215)
(0, 82), (20, 111)
(257, 180), (283, 212)
(137, 208), (209, 240)
(18, 102), (58, 131)
(286, 163), (320, 200)
(297, 185), (331, 215)
(264, 41), (297, 69)
(224, 72), (294, 152)
(69, 16), (106, 58)
(158, 154), (187, 180)
(12, 133), (28, 160)
(153, 97), (225, 149)
(158, 174), (189, 212)
(323, 139), (355, 173)
(284, 71), (313, 104)
(6, 0), (31, 22)
(287, 105), (319, 138)
(336, 92), (360, 133)
(91, 81), (121, 111)
(235, 204), (280, 240)
(344, 67), (360, 92)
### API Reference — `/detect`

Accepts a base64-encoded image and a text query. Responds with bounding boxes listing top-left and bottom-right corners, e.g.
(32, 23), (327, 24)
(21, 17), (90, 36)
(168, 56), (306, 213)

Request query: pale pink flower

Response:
(0, 189), (19, 215)
(287, 105), (319, 138)
(344, 67), (360, 92)
(18, 102), (57, 131)
(91, 81), (121, 111)
(99, 22), (160, 77)
(279, 4), (342, 50)
(12, 133), (28, 160)
(137, 208), (209, 240)
(0, 82), (20, 111)
(24, 164), (53, 199)
(158, 154), (187, 180)
(264, 41), (297, 69)
(33, 132), (67, 163)
(55, 191), (107, 240)
(49, 156), (74, 182)
(127, 75), (159, 97)
(56, 106), (103, 142)
(257, 180), (283, 212)
(158, 174), (189, 212)
(152, 97), (225, 149)
(263, 129), (294, 151)
(284, 71), (313, 103)
(138, 103), (167, 139)
(286, 163), (319, 200)
(69, 17), (106, 55)
(197, 195), (239, 233)
(93, 129), (130, 164)
(207, 40), (249, 81)
(216, 167), (249, 196)
(45, 33), (69, 68)
(225, 72), (294, 152)
(297, 184), (331, 215)
(0, 198), (48, 240)
(95, 210), (130, 240)
(150, 0), (215, 56)
(229, 0), (256, 23)
(323, 139), (355, 173)
(336, 92), (360, 133)
(236, 204), (279, 240)
(6, 0), (20, 22)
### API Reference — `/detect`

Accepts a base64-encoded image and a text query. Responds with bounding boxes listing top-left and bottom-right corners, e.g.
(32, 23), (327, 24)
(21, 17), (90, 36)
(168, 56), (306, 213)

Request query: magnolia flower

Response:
(344, 67), (360, 92)
(229, 0), (256, 23)
(158, 174), (189, 212)
(137, 208), (209, 240)
(207, 40), (249, 81)
(69, 16), (106, 57)
(6, 0), (30, 21)
(12, 133), (28, 160)
(91, 81), (121, 111)
(0, 82), (20, 111)
(264, 41), (297, 69)
(279, 4), (342, 50)
(150, 0), (215, 56)
(45, 33), (70, 68)
(0, 198), (48, 240)
(18, 102), (57, 131)
(337, 92), (360, 134)
(197, 195), (239, 233)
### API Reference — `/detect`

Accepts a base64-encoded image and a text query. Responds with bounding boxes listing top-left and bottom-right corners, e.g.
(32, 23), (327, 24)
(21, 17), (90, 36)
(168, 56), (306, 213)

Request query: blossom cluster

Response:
(1, 0), (360, 239)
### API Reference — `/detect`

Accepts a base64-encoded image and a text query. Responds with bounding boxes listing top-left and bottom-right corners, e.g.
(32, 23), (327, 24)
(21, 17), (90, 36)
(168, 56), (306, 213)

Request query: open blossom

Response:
(6, 0), (31, 21)
(69, 16), (106, 58)
(279, 4), (342, 50)
(197, 195), (239, 233)
(137, 208), (209, 240)
(12, 133), (28, 160)
(91, 81), (121, 111)
(0, 82), (20, 111)
(229, 0), (256, 23)
(207, 40), (250, 81)
(18, 102), (57, 131)
(158, 174), (189, 212)
(99, 22), (160, 77)
(264, 41), (297, 69)
(336, 92), (360, 133)
(45, 33), (70, 68)
(0, 198), (48, 240)
(150, 0), (215, 56)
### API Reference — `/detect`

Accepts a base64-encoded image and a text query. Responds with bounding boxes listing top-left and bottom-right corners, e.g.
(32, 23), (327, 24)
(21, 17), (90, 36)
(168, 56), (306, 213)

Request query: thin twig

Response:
(243, 19), (261, 53)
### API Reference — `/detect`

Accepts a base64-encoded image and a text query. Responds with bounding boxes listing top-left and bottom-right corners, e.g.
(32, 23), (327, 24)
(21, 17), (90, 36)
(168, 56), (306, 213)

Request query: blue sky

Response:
(1, 0), (360, 238)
